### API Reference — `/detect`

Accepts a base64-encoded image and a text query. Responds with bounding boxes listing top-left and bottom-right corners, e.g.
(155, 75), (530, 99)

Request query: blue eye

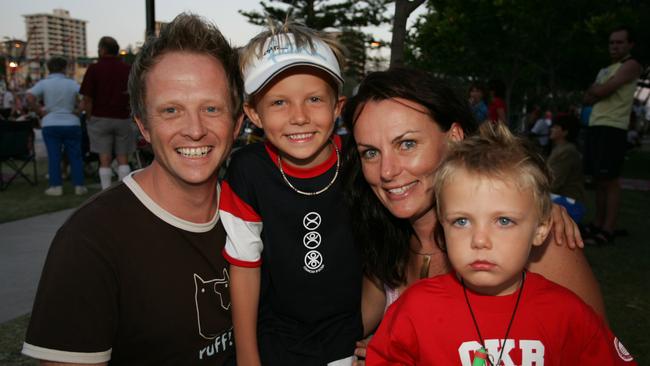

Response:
(453, 218), (469, 227)
(497, 217), (514, 226)
(205, 106), (218, 113)
(361, 149), (378, 160)
(163, 107), (177, 114)
(271, 100), (285, 106)
(400, 140), (416, 150)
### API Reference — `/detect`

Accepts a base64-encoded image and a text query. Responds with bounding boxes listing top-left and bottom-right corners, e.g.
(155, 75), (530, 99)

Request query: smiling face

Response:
(245, 67), (344, 169)
(135, 51), (242, 188)
(353, 98), (463, 225)
(439, 169), (551, 296)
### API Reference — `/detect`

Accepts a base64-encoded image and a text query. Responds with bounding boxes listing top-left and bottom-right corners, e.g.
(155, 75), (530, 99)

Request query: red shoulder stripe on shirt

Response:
(219, 180), (261, 222)
(222, 247), (262, 268)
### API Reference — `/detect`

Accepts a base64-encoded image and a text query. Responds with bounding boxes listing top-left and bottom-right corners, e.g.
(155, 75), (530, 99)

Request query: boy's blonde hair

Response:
(434, 122), (552, 221)
(239, 20), (345, 98)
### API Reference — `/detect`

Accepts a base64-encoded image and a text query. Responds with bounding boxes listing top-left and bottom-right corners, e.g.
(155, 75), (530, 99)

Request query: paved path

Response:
(0, 209), (73, 324)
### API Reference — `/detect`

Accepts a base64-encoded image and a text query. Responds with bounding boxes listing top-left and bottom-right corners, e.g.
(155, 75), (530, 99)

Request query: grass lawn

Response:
(583, 188), (650, 363)
(0, 160), (101, 223)
(581, 147), (650, 363)
(0, 315), (36, 366)
(0, 150), (649, 364)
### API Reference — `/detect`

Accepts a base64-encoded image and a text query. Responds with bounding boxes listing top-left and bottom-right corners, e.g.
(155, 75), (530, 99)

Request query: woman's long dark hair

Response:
(341, 68), (477, 288)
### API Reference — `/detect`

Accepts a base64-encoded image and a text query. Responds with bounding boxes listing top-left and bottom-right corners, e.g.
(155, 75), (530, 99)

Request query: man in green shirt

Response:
(583, 26), (642, 244)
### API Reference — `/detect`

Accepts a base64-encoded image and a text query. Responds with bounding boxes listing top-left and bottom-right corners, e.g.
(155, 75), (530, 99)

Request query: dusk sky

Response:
(1, 1), (425, 57)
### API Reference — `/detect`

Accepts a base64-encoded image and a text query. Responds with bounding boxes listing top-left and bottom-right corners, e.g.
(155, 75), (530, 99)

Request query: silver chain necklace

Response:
(277, 139), (340, 196)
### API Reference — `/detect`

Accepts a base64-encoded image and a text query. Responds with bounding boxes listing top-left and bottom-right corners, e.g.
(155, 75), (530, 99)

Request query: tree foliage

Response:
(239, 0), (391, 30)
(406, 0), (650, 115)
(239, 0), (391, 86)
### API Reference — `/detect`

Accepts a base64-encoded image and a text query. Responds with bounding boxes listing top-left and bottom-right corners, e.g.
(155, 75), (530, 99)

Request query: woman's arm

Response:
(528, 240), (606, 318)
(361, 275), (387, 337)
(230, 265), (262, 366)
(353, 275), (388, 366)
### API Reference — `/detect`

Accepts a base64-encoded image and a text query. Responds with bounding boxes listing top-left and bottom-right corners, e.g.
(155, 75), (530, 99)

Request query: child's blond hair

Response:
(239, 20), (346, 100)
(240, 21), (345, 74)
(434, 122), (552, 221)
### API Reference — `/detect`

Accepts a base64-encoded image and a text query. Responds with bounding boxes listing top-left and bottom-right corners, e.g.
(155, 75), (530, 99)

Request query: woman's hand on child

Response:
(549, 203), (584, 249)
(352, 339), (369, 366)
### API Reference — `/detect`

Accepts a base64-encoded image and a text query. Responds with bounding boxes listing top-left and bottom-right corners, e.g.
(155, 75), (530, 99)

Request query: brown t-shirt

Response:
(23, 178), (234, 365)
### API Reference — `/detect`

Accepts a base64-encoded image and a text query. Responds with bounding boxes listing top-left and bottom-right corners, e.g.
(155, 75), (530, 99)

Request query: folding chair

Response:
(0, 120), (38, 190)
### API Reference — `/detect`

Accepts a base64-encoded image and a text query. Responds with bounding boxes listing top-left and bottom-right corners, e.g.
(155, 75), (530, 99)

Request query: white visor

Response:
(243, 33), (343, 95)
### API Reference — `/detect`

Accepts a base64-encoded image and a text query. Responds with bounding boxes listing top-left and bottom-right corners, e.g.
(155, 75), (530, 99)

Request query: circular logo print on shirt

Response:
(304, 250), (324, 272)
(303, 231), (321, 249)
(614, 337), (633, 362)
(303, 212), (321, 230)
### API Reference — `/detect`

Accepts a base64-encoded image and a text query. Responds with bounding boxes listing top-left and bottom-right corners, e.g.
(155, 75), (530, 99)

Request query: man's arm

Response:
(80, 96), (93, 116)
(230, 265), (261, 366)
(584, 59), (642, 104)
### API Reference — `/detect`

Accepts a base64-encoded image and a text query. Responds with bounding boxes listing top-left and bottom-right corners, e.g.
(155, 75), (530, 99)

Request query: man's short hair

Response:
(46, 57), (67, 74)
(611, 25), (636, 44)
(98, 36), (120, 56)
(128, 13), (244, 124)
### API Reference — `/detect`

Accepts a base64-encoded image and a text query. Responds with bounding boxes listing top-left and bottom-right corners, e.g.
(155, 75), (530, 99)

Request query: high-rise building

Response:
(23, 9), (87, 60)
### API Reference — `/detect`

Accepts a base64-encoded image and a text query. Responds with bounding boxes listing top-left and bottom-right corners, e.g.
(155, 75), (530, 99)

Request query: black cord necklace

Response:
(462, 271), (526, 366)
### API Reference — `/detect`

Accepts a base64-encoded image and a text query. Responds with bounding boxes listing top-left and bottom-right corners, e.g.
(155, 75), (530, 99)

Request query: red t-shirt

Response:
(487, 96), (507, 122)
(80, 56), (131, 119)
(368, 272), (636, 366)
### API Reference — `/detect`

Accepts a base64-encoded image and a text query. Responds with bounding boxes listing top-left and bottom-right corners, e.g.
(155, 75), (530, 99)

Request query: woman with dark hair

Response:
(341, 68), (605, 359)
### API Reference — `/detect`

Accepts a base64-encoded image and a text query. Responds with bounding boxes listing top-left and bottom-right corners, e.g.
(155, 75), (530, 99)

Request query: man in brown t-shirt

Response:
(80, 36), (134, 189)
(23, 14), (244, 365)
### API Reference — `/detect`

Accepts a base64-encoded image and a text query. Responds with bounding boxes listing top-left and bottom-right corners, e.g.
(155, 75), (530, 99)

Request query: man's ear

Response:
(532, 217), (552, 247)
(447, 122), (465, 142)
(243, 102), (263, 129)
(134, 116), (150, 143)
(233, 114), (245, 140)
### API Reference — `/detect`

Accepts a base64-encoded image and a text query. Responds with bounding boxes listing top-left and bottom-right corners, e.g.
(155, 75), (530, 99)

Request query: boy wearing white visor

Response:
(219, 23), (362, 366)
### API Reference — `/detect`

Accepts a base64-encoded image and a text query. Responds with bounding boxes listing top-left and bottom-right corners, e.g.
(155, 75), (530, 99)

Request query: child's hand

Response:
(352, 339), (369, 366)
(549, 203), (584, 249)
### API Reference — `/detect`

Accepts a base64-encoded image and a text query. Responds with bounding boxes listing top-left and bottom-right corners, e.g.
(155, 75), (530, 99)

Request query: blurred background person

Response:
(487, 79), (507, 123)
(583, 26), (642, 244)
(531, 109), (553, 155)
(468, 81), (487, 124)
(80, 36), (133, 189)
(548, 113), (586, 223)
(26, 57), (86, 196)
